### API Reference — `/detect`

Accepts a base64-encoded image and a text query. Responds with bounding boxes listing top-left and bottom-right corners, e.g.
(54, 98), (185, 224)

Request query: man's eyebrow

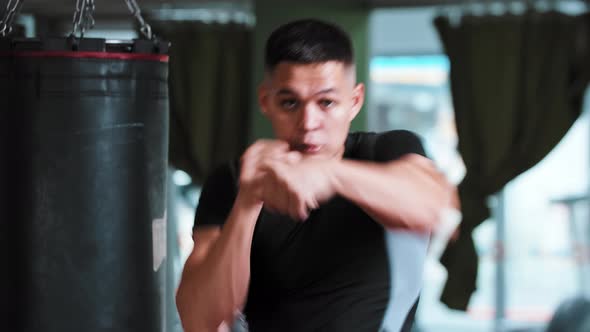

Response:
(275, 88), (337, 96)
(276, 88), (295, 95)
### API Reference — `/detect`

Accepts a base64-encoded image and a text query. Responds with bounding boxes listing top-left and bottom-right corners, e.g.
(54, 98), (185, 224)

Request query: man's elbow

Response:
(380, 209), (436, 233)
(402, 209), (438, 233)
(176, 280), (234, 332)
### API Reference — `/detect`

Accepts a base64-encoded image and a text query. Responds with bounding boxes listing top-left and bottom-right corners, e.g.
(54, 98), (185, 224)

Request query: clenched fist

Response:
(239, 140), (337, 220)
(258, 157), (337, 220)
(238, 140), (301, 205)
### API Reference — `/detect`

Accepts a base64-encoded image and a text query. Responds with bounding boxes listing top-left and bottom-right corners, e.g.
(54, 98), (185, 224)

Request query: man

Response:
(176, 19), (456, 332)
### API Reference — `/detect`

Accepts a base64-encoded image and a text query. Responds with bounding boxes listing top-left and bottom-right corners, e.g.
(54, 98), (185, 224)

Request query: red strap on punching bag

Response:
(0, 50), (169, 62)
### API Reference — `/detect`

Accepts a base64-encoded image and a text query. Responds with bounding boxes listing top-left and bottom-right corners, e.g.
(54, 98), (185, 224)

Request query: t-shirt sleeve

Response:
(374, 130), (427, 162)
(193, 163), (238, 231)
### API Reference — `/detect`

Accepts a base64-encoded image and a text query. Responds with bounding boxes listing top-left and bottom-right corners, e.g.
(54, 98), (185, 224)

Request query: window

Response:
(369, 51), (590, 332)
(503, 100), (589, 326)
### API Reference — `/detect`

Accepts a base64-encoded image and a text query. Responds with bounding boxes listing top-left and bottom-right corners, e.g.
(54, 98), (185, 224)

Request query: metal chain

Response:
(70, 0), (95, 38)
(0, 0), (24, 37)
(83, 0), (96, 34)
(71, 0), (84, 37)
(124, 0), (153, 40)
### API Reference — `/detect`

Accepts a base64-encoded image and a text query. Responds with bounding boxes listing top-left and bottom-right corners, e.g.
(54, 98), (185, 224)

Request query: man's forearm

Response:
(331, 158), (443, 232)
(176, 192), (262, 332)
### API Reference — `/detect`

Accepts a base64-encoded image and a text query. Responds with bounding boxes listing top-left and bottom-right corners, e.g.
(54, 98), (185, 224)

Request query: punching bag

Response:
(0, 37), (170, 332)
(0, 37), (23, 329)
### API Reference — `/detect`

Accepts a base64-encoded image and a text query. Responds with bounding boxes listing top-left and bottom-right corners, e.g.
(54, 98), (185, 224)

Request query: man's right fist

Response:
(238, 140), (300, 204)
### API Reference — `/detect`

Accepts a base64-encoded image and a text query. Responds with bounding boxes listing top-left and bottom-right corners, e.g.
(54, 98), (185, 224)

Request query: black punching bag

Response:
(0, 37), (23, 329)
(0, 37), (170, 332)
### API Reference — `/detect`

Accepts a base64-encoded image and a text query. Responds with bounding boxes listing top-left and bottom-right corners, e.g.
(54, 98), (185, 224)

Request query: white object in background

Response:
(428, 208), (462, 260)
(152, 210), (168, 272)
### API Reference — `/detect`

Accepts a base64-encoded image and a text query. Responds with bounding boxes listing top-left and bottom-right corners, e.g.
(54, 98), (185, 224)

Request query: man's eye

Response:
(280, 99), (299, 111)
(319, 99), (335, 108)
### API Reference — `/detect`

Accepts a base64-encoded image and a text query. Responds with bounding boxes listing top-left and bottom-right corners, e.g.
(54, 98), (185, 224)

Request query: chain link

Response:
(68, 0), (156, 42)
(124, 0), (153, 40)
(0, 0), (24, 37)
(83, 0), (96, 34)
(70, 0), (95, 38)
(71, 0), (84, 37)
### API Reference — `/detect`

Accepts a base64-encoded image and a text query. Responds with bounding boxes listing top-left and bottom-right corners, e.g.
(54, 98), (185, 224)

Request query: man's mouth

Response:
(294, 143), (322, 154)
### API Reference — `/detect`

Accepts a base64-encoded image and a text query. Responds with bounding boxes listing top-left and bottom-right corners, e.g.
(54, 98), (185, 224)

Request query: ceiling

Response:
(8, 0), (589, 19)
(9, 0), (461, 18)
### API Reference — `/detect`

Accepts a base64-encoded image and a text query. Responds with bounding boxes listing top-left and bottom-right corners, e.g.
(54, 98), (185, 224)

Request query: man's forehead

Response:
(269, 61), (353, 78)
(265, 62), (355, 94)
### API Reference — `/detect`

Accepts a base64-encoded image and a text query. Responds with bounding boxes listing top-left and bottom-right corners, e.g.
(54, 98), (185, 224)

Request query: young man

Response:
(176, 19), (456, 332)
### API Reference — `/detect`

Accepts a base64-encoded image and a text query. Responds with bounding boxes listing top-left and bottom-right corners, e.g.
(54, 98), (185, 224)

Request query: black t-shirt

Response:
(194, 130), (428, 332)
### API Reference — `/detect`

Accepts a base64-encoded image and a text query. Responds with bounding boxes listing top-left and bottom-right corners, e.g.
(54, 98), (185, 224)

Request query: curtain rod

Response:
(147, 5), (254, 26)
(370, 0), (588, 9)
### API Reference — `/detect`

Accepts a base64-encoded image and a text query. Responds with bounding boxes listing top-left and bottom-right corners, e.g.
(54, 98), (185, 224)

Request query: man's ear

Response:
(258, 83), (269, 115)
(349, 83), (365, 121)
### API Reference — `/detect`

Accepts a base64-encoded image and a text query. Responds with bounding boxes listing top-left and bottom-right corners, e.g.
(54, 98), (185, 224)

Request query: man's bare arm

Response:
(176, 140), (294, 331)
(330, 154), (456, 232)
(259, 153), (455, 232)
(176, 192), (262, 332)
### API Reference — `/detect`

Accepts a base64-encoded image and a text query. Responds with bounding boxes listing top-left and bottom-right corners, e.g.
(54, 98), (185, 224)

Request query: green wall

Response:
(249, 1), (370, 141)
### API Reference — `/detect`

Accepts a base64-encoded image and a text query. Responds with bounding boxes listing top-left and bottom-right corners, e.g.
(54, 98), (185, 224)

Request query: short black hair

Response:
(264, 19), (354, 72)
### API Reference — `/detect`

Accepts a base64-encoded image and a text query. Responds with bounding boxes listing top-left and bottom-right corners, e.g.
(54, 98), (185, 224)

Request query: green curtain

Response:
(153, 21), (252, 184)
(434, 11), (590, 310)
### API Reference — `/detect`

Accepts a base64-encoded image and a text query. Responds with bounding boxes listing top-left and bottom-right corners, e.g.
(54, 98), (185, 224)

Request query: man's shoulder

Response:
(193, 160), (239, 229)
(348, 129), (421, 142)
(204, 160), (240, 185)
(346, 130), (425, 161)
(199, 160), (240, 202)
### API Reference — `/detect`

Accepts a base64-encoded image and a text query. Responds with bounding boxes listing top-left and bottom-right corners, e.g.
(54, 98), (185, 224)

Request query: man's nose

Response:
(299, 105), (322, 132)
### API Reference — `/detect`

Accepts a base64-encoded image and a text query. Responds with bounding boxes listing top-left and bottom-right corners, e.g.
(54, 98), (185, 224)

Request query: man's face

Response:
(258, 61), (365, 160)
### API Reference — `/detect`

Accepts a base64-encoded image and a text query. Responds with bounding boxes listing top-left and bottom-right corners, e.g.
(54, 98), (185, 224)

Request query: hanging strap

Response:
(70, 0), (95, 39)
(0, 0), (24, 37)
(62, 0), (166, 53)
(124, 0), (154, 41)
(0, 0), (156, 41)
(69, 0), (157, 42)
